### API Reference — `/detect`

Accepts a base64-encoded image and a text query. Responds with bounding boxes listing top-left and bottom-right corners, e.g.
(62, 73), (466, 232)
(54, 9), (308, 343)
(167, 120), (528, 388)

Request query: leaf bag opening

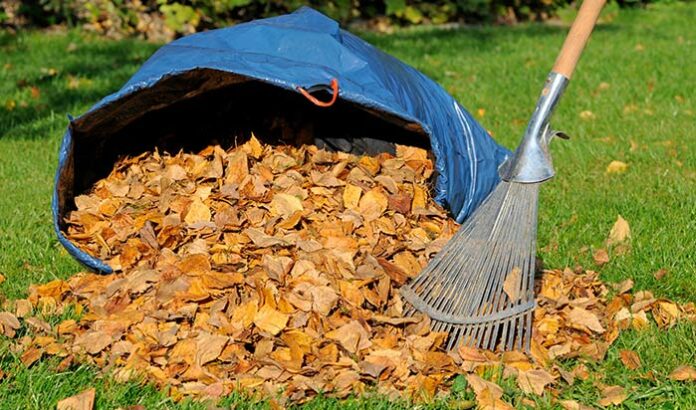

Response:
(53, 7), (510, 273)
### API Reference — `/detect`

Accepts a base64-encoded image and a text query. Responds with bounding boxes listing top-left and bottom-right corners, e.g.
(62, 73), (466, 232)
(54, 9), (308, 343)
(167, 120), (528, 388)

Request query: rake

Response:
(401, 0), (606, 351)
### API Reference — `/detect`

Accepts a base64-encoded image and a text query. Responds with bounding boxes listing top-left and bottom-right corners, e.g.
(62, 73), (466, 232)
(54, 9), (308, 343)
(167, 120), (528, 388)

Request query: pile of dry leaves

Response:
(1, 136), (694, 408)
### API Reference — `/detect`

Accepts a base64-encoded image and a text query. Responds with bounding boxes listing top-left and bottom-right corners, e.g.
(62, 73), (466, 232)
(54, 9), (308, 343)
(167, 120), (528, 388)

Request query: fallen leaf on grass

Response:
(20, 347), (42, 367)
(517, 369), (555, 395)
(593, 249), (609, 266)
(57, 387), (95, 410)
(606, 161), (628, 174)
(619, 350), (641, 370)
(607, 216), (630, 245)
(611, 279), (633, 294)
(669, 365), (696, 381)
(0, 312), (20, 337)
(560, 399), (596, 410)
(580, 110), (596, 120)
(653, 268), (668, 280)
(467, 374), (513, 409)
(597, 385), (627, 406)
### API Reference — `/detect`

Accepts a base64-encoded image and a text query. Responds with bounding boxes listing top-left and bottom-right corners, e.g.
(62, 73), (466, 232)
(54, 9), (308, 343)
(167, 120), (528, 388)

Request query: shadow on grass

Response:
(0, 21), (619, 140)
(0, 29), (159, 140)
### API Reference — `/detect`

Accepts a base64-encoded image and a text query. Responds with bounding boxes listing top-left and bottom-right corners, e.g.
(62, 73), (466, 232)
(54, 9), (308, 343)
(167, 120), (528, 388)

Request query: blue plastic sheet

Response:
(53, 7), (510, 273)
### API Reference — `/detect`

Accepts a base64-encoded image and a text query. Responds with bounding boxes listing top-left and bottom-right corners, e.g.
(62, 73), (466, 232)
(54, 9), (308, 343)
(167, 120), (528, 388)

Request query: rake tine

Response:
(398, 0), (605, 353)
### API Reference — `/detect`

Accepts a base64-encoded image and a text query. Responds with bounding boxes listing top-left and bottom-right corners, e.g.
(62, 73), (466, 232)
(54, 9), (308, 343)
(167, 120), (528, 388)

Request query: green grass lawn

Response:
(1, 3), (694, 409)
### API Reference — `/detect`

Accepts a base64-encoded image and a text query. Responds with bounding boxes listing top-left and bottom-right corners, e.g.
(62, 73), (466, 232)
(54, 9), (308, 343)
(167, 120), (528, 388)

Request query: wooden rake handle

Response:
(552, 0), (606, 79)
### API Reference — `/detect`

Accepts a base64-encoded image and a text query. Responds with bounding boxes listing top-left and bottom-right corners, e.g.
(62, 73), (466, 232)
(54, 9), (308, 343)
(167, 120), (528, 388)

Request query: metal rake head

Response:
(400, 180), (540, 352)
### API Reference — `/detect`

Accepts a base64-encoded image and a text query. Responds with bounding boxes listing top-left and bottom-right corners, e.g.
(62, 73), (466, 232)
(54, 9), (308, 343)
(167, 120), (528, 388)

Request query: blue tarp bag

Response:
(53, 7), (511, 273)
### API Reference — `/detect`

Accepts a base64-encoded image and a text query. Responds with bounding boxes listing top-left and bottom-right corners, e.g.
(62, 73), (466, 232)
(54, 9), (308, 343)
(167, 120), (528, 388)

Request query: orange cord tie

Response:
(297, 78), (339, 108)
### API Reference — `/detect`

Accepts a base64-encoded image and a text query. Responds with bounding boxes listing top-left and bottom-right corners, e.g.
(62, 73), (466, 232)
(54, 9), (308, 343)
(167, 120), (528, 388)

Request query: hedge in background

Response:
(0, 0), (665, 39)
(2, 0), (578, 39)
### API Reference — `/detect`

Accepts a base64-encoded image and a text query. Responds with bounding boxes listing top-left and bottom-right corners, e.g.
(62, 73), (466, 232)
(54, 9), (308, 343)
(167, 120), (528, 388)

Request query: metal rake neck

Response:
(499, 71), (569, 183)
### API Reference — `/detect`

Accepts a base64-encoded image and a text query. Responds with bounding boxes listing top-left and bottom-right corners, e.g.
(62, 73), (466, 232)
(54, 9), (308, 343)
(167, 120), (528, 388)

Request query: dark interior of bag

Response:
(60, 69), (431, 221)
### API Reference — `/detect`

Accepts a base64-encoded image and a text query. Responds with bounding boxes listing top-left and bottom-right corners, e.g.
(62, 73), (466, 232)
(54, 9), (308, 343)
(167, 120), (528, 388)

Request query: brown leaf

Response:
(358, 188), (388, 221)
(597, 385), (627, 406)
(458, 345), (488, 362)
(244, 228), (289, 248)
(56, 388), (96, 410)
(396, 145), (428, 161)
(325, 320), (372, 354)
(567, 307), (606, 334)
(653, 268), (668, 281)
(196, 333), (229, 365)
(611, 279), (634, 294)
(560, 400), (595, 410)
(516, 369), (555, 395)
(20, 347), (42, 367)
(593, 249), (609, 266)
(466, 373), (503, 399)
(0, 311), (20, 337)
(503, 267), (522, 302)
(607, 215), (630, 245)
(619, 350), (641, 370)
(377, 258), (409, 285)
(669, 365), (696, 381)
(74, 330), (119, 355)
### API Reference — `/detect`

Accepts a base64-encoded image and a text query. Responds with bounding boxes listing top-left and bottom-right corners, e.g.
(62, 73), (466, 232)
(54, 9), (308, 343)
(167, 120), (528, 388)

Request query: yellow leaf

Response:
(631, 310), (649, 330)
(225, 151), (249, 184)
(253, 305), (289, 336)
(392, 251), (421, 277)
(411, 185), (427, 210)
(607, 215), (631, 245)
(57, 388), (96, 410)
(606, 160), (628, 174)
(270, 193), (303, 219)
(245, 133), (264, 159)
(396, 145), (428, 161)
(342, 184), (362, 210)
(184, 198), (211, 225)
(579, 110), (596, 120)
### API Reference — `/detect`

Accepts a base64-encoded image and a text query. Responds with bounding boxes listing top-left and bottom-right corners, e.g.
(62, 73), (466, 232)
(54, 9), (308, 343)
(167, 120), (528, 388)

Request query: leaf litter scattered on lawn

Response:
(1, 135), (694, 408)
